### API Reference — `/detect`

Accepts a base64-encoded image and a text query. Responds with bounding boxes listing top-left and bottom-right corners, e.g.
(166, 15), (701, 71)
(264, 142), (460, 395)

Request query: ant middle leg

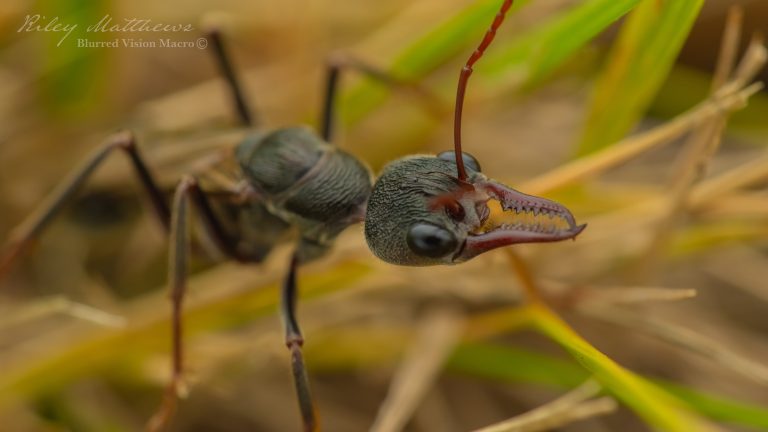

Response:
(0, 131), (169, 279)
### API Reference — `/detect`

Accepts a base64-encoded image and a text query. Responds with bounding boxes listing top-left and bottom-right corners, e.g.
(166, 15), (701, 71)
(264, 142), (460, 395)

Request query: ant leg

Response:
(178, 178), (269, 263)
(146, 176), (194, 432)
(0, 131), (169, 279)
(146, 177), (274, 431)
(319, 56), (343, 142)
(205, 27), (255, 127)
(319, 54), (443, 143)
(151, 184), (315, 432)
(281, 253), (318, 432)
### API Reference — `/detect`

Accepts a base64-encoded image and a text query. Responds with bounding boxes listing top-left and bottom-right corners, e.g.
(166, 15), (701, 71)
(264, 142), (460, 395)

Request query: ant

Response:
(0, 0), (584, 430)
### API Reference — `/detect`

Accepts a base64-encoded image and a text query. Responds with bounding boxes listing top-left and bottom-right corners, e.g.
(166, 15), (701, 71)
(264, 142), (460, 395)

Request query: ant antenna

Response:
(453, 0), (514, 181)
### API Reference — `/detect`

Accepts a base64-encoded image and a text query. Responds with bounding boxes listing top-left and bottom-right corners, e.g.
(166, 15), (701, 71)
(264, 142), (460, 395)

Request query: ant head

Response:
(364, 153), (585, 266)
(366, 0), (584, 266)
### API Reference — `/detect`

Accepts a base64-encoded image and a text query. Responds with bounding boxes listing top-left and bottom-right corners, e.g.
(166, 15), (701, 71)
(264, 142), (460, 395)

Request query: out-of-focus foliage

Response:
(37, 0), (110, 118)
(577, 0), (704, 155)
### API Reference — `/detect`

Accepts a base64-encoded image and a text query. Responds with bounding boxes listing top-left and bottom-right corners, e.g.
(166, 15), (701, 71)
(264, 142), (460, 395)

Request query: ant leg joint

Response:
(286, 333), (304, 349)
(110, 130), (137, 150)
(178, 175), (198, 190)
(326, 51), (349, 68)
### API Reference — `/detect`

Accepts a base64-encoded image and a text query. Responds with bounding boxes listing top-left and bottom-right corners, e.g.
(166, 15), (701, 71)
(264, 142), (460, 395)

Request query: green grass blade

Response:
(662, 382), (768, 430)
(340, 0), (531, 126)
(576, 0), (704, 156)
(341, 0), (642, 125)
(448, 343), (589, 388)
(38, 0), (110, 119)
(479, 0), (642, 87)
(449, 343), (768, 430)
(530, 304), (717, 432)
(383, 0), (530, 80)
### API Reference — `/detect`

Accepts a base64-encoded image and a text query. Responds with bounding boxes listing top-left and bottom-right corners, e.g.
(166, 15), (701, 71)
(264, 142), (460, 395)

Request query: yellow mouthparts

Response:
(475, 199), (572, 235)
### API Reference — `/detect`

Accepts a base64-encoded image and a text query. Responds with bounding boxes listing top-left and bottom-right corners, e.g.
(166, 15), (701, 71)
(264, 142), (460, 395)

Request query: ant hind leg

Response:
(0, 131), (169, 280)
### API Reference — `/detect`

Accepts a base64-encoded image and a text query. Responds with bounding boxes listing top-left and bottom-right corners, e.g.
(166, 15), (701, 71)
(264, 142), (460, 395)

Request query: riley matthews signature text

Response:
(18, 14), (194, 47)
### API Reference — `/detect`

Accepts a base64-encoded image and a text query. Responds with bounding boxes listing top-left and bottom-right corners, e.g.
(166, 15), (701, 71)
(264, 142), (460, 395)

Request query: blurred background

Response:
(0, 0), (767, 431)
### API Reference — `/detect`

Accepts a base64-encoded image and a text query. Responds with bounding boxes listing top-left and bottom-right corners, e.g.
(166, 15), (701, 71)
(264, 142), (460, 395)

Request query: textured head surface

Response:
(365, 154), (585, 266)
(365, 156), (483, 266)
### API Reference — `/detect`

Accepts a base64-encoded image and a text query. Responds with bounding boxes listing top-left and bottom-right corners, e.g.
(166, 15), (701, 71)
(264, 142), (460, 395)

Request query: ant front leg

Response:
(0, 131), (169, 279)
(145, 177), (194, 432)
(281, 250), (319, 432)
(146, 176), (259, 432)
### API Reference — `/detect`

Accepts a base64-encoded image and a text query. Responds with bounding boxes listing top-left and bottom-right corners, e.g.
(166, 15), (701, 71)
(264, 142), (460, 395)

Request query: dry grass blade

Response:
(505, 250), (542, 303)
(537, 279), (697, 307)
(698, 192), (768, 218)
(578, 145), (768, 251)
(581, 305), (768, 387)
(725, 34), (768, 91)
(369, 307), (463, 432)
(520, 82), (763, 196)
(710, 6), (744, 92)
(637, 10), (756, 275)
(0, 296), (125, 330)
(691, 151), (768, 205)
(575, 287), (697, 307)
(472, 380), (617, 432)
(703, 246), (768, 304)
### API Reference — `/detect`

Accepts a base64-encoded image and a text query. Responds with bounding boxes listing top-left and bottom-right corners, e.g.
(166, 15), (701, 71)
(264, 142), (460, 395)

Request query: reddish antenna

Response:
(453, 0), (514, 181)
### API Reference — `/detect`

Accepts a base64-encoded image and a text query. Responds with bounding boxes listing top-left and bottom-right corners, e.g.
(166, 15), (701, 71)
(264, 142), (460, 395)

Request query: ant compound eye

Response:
(437, 151), (482, 173)
(406, 223), (458, 258)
